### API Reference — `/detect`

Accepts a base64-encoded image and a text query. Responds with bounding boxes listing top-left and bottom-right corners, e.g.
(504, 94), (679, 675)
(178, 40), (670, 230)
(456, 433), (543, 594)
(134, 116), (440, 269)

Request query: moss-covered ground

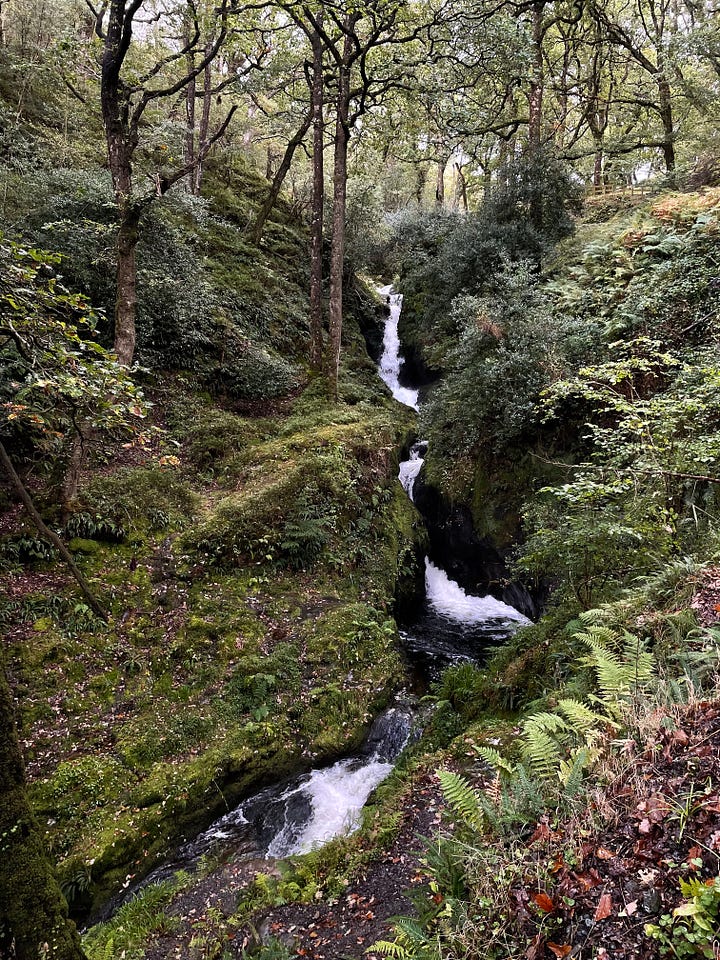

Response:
(1, 363), (424, 919)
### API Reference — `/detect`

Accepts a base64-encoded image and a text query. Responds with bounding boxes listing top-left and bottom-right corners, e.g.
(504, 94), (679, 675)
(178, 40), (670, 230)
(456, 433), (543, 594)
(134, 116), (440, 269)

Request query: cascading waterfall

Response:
(381, 286), (529, 673)
(98, 286), (530, 922)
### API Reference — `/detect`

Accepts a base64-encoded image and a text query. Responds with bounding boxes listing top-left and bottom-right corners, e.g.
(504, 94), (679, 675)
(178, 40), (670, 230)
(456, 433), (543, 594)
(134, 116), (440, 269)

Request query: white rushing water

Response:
(378, 290), (419, 410)
(425, 559), (531, 625)
(266, 757), (395, 857)
(398, 442), (427, 501)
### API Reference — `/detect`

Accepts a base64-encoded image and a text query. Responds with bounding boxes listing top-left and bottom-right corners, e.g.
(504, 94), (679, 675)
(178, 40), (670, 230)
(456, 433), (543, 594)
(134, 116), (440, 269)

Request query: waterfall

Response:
(378, 290), (419, 410)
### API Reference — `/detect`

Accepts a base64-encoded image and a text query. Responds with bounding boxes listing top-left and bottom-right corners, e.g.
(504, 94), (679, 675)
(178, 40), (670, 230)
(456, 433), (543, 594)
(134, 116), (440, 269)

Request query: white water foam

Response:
(398, 443), (426, 501)
(378, 293), (419, 410)
(425, 559), (530, 625)
(267, 757), (395, 857)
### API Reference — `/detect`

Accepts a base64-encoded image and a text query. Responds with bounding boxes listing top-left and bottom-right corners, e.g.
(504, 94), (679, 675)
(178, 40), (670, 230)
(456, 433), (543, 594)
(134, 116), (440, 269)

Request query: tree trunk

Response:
(114, 203), (140, 367)
(454, 162), (468, 212)
(184, 55), (196, 191)
(0, 441), (108, 621)
(434, 157), (445, 207)
(309, 22), (325, 373)
(593, 145), (604, 192)
(249, 112), (312, 247)
(193, 45), (213, 195)
(415, 163), (428, 205)
(656, 71), (675, 173)
(528, 1), (545, 152)
(0, 662), (87, 960)
(326, 26), (351, 401)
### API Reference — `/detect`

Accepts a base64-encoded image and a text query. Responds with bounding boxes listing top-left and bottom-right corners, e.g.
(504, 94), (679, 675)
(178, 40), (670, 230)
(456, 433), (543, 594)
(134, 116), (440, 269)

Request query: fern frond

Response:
(558, 746), (594, 796)
(370, 940), (412, 959)
(474, 746), (515, 779)
(521, 725), (563, 776)
(556, 698), (607, 733)
(437, 770), (483, 831)
(621, 631), (655, 687)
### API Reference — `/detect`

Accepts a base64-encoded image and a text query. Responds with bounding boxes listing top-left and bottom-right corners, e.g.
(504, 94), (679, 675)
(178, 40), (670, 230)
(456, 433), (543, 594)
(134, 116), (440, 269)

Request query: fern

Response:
(371, 941), (412, 959)
(577, 625), (655, 704)
(521, 712), (567, 775)
(557, 698), (611, 734)
(474, 745), (516, 780)
(437, 770), (483, 831)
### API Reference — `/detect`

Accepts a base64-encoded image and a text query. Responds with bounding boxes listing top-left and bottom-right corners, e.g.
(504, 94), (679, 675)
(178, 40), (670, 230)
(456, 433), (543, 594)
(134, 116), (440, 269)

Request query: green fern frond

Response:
(556, 698), (607, 732)
(558, 746), (594, 796)
(521, 725), (562, 776)
(370, 940), (413, 959)
(437, 770), (483, 831)
(621, 630), (655, 686)
(474, 745), (516, 778)
(393, 917), (431, 944)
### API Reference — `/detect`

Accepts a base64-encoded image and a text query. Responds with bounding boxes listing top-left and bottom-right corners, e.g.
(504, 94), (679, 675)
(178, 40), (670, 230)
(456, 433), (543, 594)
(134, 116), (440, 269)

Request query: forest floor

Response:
(137, 768), (447, 959)
(131, 681), (720, 959)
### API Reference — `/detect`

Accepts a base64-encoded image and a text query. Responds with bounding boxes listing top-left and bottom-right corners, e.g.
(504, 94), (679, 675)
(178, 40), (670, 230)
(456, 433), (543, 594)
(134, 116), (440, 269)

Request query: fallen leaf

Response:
(547, 944), (572, 958)
(620, 900), (638, 917)
(594, 893), (613, 921)
(525, 934), (544, 960)
(531, 892), (555, 913)
(638, 818), (652, 834)
(595, 846), (617, 860)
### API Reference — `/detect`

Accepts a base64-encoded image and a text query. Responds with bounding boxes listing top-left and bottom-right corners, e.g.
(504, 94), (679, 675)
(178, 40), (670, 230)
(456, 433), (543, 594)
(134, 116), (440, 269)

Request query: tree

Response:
(90, 0), (245, 365)
(0, 663), (86, 959)
(0, 236), (146, 615)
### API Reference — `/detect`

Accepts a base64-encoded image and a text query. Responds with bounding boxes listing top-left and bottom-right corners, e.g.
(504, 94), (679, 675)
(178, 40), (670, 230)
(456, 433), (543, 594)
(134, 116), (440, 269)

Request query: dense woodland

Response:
(1, 0), (720, 957)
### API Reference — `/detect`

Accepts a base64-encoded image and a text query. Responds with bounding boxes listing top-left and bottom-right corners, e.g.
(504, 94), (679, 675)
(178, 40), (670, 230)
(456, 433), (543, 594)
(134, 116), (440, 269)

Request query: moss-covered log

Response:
(0, 663), (86, 959)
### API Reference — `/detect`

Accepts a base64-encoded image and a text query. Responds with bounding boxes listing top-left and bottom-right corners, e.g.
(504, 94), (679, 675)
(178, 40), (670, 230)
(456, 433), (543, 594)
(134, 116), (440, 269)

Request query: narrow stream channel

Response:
(97, 288), (529, 922)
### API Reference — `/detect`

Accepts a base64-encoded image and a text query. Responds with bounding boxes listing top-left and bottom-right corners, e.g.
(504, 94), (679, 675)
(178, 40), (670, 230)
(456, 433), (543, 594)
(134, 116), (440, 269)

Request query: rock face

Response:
(412, 471), (540, 620)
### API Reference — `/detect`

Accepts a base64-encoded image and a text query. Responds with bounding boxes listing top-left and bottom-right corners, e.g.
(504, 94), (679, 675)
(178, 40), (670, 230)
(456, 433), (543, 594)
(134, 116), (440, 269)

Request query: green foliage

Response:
(0, 235), (146, 463)
(83, 467), (199, 528)
(82, 876), (187, 959)
(646, 876), (720, 958)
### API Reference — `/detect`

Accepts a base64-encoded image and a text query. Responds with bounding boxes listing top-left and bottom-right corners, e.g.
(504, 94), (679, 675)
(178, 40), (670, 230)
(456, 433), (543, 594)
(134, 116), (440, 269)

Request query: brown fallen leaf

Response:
(547, 943), (572, 958)
(594, 893), (613, 921)
(531, 891), (555, 913)
(525, 934), (544, 960)
(595, 846), (617, 860)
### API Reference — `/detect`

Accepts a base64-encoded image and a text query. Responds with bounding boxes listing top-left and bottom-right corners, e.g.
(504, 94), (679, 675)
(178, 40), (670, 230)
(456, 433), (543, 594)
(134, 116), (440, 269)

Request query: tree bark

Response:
(184, 55), (196, 191)
(528, 1), (545, 152)
(656, 71), (675, 173)
(0, 441), (108, 621)
(249, 111), (312, 247)
(434, 157), (445, 207)
(113, 203), (140, 367)
(193, 45), (213, 194)
(309, 21), (325, 373)
(326, 25), (351, 401)
(0, 662), (87, 960)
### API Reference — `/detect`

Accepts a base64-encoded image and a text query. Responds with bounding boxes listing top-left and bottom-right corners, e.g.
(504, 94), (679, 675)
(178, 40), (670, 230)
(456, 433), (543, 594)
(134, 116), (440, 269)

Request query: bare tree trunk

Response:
(528, 1), (545, 152)
(434, 157), (445, 207)
(0, 441), (109, 621)
(326, 25), (351, 401)
(0, 662), (87, 960)
(309, 21), (325, 373)
(249, 111), (312, 247)
(114, 203), (140, 366)
(193, 44), (213, 194)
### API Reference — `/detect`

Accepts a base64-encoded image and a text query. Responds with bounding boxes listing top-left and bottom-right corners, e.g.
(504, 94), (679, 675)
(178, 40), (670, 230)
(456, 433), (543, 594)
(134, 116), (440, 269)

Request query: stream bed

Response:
(99, 288), (529, 921)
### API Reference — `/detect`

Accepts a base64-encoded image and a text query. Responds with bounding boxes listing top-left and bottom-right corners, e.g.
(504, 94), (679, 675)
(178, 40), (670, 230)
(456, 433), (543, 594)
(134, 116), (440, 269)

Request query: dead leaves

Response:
(594, 892), (613, 921)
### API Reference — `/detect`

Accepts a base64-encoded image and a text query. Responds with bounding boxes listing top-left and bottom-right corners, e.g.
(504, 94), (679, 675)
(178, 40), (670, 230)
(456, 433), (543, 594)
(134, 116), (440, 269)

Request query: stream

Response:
(100, 288), (529, 920)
